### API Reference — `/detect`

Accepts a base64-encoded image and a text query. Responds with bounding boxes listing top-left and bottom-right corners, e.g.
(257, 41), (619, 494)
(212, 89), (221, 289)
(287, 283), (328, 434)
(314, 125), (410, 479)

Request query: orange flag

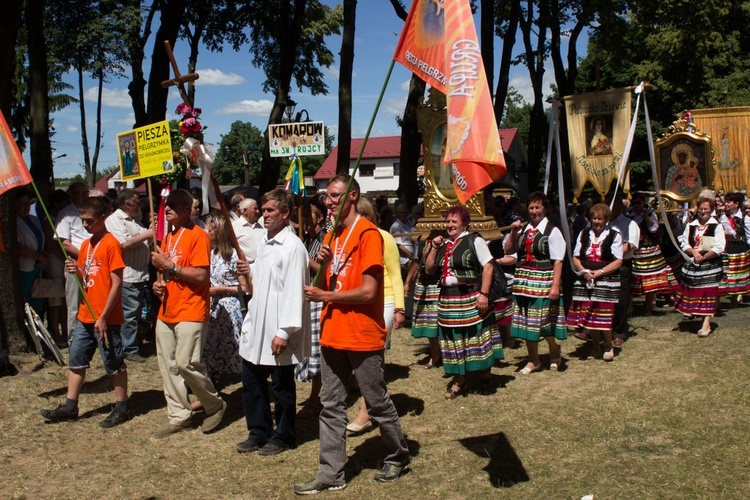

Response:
(0, 112), (32, 196)
(394, 0), (506, 204)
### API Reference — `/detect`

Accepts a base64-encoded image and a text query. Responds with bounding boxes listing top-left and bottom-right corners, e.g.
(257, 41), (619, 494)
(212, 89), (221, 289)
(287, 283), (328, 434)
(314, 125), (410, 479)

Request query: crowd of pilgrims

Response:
(14, 182), (750, 407)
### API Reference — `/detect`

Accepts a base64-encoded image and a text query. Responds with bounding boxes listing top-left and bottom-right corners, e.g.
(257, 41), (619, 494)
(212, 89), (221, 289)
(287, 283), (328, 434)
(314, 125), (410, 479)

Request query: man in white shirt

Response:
(56, 182), (90, 338)
(389, 200), (416, 275)
(232, 197), (265, 263)
(608, 194), (640, 345)
(234, 189), (310, 456)
(106, 189), (153, 362)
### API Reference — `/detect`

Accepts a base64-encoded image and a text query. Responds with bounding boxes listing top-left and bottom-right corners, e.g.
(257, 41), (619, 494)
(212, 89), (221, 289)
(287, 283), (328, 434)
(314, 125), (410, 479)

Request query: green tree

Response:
(47, 0), (140, 186)
(207, 0), (342, 196)
(213, 121), (265, 185)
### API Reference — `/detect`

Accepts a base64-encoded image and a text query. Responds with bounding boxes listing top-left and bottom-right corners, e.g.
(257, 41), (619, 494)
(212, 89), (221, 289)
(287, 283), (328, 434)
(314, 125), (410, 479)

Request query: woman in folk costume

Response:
(628, 192), (678, 315)
(425, 205), (503, 399)
(407, 237), (442, 369)
(506, 192), (567, 374)
(674, 191), (726, 337)
(568, 204), (623, 361)
(717, 192), (750, 305)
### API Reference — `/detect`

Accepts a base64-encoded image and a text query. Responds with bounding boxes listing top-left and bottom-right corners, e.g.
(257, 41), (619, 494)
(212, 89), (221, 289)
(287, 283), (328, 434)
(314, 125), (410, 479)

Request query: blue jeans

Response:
(68, 321), (125, 375)
(120, 281), (147, 356)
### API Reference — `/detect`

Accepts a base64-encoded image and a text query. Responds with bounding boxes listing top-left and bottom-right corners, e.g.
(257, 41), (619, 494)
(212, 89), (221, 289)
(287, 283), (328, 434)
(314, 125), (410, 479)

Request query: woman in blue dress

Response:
(203, 215), (248, 383)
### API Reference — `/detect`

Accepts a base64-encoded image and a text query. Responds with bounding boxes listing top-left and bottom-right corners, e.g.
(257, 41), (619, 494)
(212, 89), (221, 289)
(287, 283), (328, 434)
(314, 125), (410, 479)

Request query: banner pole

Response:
(27, 181), (99, 325)
(311, 59), (396, 287)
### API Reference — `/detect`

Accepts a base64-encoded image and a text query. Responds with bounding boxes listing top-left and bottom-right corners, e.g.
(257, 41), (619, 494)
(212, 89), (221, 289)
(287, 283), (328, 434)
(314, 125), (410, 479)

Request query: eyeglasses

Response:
(325, 192), (346, 202)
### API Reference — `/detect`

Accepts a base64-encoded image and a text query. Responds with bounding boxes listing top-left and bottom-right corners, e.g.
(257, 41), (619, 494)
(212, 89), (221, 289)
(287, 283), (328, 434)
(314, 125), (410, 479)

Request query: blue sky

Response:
(48, 1), (573, 178)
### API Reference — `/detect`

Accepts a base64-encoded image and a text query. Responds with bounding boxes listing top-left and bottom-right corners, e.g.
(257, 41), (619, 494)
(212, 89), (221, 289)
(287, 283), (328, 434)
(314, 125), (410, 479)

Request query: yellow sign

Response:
(268, 121), (325, 157)
(117, 121), (174, 180)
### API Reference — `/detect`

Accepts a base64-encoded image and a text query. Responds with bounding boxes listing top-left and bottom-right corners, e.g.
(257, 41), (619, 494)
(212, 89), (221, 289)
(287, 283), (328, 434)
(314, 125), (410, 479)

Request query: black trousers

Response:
(612, 259), (632, 338)
(241, 359), (296, 447)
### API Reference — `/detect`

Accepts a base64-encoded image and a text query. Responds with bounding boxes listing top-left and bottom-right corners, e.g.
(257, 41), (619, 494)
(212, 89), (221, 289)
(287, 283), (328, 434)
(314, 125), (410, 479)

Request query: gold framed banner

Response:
(691, 107), (750, 194)
(116, 120), (174, 181)
(654, 116), (714, 205)
(561, 87), (632, 199)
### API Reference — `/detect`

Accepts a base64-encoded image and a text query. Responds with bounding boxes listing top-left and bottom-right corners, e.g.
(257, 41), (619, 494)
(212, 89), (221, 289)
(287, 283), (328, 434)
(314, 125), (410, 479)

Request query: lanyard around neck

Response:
(332, 214), (361, 275)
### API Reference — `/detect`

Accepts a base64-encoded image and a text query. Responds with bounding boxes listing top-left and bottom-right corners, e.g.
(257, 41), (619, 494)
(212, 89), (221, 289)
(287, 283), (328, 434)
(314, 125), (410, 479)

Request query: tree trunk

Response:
(396, 74), (425, 207)
(494, 0), (520, 124)
(127, 0), (158, 127)
(26, 0), (53, 183)
(336, 0), (356, 175)
(78, 67), (93, 187)
(92, 71), (104, 183)
(0, 0), (26, 354)
(519, 0), (549, 191)
(146, 0), (187, 125)
(258, 0), (307, 197)
(480, 0), (494, 93)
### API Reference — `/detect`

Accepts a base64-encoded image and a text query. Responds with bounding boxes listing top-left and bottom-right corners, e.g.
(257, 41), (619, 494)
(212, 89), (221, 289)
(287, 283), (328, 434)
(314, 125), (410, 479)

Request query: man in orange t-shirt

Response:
(297, 175), (409, 495)
(150, 189), (226, 439)
(40, 197), (130, 428)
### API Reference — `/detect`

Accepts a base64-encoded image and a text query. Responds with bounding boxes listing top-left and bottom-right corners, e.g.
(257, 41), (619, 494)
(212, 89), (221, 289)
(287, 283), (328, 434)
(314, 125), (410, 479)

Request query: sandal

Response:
(445, 381), (467, 400)
(518, 362), (542, 375)
(697, 326), (712, 337)
(603, 349), (615, 361)
(549, 357), (562, 371)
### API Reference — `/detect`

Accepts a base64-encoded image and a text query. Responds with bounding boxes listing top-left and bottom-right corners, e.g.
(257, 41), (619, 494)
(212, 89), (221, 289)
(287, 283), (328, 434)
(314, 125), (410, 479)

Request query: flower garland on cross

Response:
(159, 41), (250, 277)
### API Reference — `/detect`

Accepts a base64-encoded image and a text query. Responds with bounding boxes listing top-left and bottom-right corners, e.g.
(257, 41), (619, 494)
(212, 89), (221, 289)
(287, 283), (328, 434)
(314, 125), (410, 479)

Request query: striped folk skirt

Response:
(674, 258), (723, 316)
(493, 297), (513, 327)
(631, 245), (678, 295)
(295, 299), (322, 381)
(567, 274), (620, 331)
(411, 273), (440, 339)
(437, 284), (503, 375)
(718, 246), (750, 296)
(511, 265), (567, 342)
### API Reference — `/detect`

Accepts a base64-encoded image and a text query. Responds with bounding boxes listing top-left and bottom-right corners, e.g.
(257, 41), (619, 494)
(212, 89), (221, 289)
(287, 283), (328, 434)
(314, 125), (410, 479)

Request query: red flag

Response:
(394, 0), (506, 204)
(0, 112), (32, 195)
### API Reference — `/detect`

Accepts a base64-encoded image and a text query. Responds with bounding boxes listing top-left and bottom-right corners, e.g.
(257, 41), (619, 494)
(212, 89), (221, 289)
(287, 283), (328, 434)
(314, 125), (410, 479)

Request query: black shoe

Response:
(236, 438), (261, 453)
(258, 442), (290, 456)
(99, 407), (130, 428)
(40, 404), (78, 422)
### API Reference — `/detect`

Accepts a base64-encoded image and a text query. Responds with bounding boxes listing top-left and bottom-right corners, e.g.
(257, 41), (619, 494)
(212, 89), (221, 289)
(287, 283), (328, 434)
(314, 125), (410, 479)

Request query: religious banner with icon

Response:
(561, 87), (632, 199)
(268, 121), (325, 157)
(691, 107), (750, 194)
(116, 120), (174, 181)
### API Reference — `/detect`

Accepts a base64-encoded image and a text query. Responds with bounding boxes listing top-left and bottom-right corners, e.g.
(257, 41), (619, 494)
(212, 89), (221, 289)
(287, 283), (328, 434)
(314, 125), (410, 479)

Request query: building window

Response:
(359, 163), (376, 177)
(393, 162), (400, 176)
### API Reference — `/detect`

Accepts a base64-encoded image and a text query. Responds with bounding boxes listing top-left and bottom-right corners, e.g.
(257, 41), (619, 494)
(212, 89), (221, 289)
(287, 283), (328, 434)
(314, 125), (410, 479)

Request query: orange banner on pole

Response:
(0, 112), (32, 196)
(394, 0), (506, 204)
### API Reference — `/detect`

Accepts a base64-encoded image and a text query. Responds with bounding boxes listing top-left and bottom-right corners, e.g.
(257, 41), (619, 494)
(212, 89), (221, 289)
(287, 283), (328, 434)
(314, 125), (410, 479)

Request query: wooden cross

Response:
(160, 40), (252, 293)
(161, 41), (199, 108)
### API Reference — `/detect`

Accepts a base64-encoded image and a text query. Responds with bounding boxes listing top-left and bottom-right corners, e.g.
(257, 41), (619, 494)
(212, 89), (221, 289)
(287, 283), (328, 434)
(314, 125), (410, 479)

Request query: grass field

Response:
(3, 300), (750, 499)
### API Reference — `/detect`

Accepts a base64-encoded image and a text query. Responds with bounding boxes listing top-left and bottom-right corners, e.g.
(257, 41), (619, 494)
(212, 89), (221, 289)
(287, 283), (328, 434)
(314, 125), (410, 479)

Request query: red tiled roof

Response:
(314, 136), (408, 180)
(314, 130), (520, 181)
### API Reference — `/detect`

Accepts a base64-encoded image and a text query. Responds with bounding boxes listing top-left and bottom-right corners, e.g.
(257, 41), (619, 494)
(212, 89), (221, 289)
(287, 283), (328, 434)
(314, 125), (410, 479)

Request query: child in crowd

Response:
(40, 197), (130, 428)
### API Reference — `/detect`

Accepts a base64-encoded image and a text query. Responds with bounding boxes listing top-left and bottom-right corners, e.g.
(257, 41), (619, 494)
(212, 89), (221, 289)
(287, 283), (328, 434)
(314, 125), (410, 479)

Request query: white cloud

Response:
(65, 124), (78, 133)
(194, 68), (246, 86)
(116, 113), (136, 125)
(383, 96), (407, 117)
(400, 79), (411, 91)
(216, 99), (274, 116)
(326, 65), (340, 80)
(84, 87), (132, 108)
